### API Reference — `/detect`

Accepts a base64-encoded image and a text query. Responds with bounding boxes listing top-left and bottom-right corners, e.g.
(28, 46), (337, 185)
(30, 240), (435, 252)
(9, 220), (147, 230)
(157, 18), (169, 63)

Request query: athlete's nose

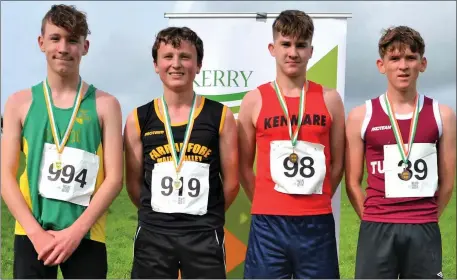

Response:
(171, 57), (183, 69)
(288, 46), (299, 59)
(398, 58), (409, 70)
(57, 40), (70, 55)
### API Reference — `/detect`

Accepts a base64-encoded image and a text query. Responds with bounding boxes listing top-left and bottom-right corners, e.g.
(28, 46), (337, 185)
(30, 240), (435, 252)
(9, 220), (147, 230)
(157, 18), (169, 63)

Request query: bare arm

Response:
(237, 89), (260, 202)
(1, 91), (48, 240)
(219, 107), (239, 210)
(324, 89), (346, 197)
(436, 104), (456, 218)
(124, 109), (144, 208)
(71, 92), (124, 233)
(345, 105), (367, 219)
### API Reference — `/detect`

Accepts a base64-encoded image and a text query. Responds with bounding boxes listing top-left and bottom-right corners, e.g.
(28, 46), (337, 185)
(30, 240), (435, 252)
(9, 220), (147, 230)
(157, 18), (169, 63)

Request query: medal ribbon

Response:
(43, 77), (83, 156)
(161, 93), (198, 177)
(384, 93), (420, 167)
(273, 80), (306, 149)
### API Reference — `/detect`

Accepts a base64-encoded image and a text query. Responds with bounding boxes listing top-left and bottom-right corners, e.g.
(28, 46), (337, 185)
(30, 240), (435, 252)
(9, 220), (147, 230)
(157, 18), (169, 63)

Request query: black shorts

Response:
(13, 234), (107, 279)
(355, 221), (443, 279)
(131, 225), (226, 279)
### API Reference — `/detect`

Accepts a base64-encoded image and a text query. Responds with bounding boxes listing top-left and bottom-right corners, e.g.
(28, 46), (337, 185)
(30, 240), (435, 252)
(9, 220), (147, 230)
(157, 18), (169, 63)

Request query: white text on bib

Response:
(38, 143), (100, 207)
(270, 140), (326, 195)
(150, 161), (210, 215)
(384, 143), (438, 198)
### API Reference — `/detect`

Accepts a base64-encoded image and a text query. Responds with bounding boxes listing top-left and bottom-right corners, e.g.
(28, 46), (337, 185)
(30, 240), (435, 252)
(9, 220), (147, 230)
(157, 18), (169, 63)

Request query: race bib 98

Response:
(383, 143), (438, 198)
(38, 143), (99, 207)
(270, 140), (326, 195)
(150, 161), (210, 215)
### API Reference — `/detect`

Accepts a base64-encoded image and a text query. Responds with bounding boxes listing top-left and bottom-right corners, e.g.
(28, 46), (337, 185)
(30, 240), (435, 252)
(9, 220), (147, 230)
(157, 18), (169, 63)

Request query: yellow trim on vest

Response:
(15, 138), (32, 235)
(89, 143), (107, 243)
(133, 108), (141, 137)
(154, 96), (206, 127)
(219, 105), (227, 134)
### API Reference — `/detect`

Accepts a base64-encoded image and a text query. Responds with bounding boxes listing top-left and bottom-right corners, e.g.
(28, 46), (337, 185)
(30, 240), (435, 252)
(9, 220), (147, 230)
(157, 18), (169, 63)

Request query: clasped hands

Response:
(30, 226), (85, 266)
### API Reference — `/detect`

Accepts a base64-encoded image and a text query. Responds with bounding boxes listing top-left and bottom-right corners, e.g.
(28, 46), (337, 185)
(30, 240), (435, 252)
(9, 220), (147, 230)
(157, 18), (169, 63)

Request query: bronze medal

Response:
(289, 152), (298, 163)
(384, 93), (419, 184)
(400, 170), (411, 181)
(273, 80), (307, 168)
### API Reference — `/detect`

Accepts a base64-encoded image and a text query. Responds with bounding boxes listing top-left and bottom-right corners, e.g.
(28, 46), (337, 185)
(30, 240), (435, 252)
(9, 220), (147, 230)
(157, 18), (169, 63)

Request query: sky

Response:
(1, 1), (456, 123)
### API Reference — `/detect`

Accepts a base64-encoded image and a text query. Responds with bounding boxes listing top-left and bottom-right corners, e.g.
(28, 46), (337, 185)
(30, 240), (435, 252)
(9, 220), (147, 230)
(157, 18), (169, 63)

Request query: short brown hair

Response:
(378, 26), (425, 58)
(152, 27), (204, 66)
(41, 4), (90, 39)
(272, 10), (314, 41)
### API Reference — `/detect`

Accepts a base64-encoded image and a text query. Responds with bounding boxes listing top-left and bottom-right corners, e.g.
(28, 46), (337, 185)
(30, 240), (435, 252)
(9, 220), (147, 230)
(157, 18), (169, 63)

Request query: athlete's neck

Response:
(275, 71), (307, 97)
(46, 69), (81, 95)
(386, 83), (418, 105)
(162, 87), (195, 109)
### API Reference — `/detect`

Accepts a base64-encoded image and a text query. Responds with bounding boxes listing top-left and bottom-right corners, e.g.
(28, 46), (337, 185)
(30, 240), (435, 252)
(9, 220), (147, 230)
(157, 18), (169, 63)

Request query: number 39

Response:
(397, 159), (428, 181)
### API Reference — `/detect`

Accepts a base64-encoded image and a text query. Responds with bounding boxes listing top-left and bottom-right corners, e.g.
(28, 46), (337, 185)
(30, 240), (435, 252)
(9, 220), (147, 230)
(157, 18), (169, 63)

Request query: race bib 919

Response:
(38, 143), (99, 207)
(383, 143), (438, 198)
(270, 140), (326, 195)
(150, 161), (210, 215)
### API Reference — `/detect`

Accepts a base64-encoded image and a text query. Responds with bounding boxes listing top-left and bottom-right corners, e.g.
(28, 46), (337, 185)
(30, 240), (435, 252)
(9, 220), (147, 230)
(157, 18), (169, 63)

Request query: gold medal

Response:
(44, 77), (83, 171)
(173, 178), (183, 190)
(54, 161), (62, 170)
(289, 152), (298, 163)
(161, 93), (197, 190)
(54, 153), (63, 170)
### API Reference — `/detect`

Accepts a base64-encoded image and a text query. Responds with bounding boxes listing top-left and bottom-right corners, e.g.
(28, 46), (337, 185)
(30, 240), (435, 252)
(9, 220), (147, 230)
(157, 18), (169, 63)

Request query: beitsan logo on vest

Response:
(194, 69), (254, 119)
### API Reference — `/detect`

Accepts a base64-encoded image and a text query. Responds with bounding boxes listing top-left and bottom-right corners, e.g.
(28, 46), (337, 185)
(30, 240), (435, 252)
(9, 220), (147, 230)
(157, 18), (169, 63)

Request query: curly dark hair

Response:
(272, 10), (314, 41)
(152, 27), (204, 66)
(41, 4), (90, 38)
(378, 26), (425, 58)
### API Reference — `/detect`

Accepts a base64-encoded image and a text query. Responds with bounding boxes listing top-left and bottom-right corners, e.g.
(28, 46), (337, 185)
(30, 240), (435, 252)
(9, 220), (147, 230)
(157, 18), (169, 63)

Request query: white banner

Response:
(166, 12), (350, 277)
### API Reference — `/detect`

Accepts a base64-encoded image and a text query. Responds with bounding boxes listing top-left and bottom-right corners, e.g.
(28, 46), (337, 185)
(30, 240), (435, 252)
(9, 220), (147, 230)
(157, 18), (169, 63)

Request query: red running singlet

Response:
(251, 81), (334, 216)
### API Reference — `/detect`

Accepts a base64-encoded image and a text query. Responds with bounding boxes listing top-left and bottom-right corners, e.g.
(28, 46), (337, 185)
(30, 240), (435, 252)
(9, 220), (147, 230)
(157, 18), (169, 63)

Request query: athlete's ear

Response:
(310, 45), (314, 58)
(82, 39), (90, 56)
(154, 61), (159, 74)
(268, 42), (275, 57)
(196, 62), (202, 75)
(376, 58), (386, 74)
(419, 56), (427, 73)
(38, 35), (45, 52)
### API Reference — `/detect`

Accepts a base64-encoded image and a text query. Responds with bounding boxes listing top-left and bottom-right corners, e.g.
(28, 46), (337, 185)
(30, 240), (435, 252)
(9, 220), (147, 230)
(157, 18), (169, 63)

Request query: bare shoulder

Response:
(95, 89), (121, 116)
(322, 86), (342, 100)
(5, 88), (33, 124)
(239, 87), (262, 126)
(241, 88), (261, 107)
(125, 108), (137, 126)
(7, 88), (32, 103)
(438, 103), (456, 120)
(322, 86), (344, 118)
(438, 103), (456, 134)
(347, 103), (367, 124)
(223, 104), (235, 120)
(95, 89), (121, 106)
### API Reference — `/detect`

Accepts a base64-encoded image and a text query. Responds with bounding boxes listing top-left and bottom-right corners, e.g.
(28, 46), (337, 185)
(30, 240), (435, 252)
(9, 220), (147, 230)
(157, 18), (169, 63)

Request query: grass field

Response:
(1, 175), (456, 279)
